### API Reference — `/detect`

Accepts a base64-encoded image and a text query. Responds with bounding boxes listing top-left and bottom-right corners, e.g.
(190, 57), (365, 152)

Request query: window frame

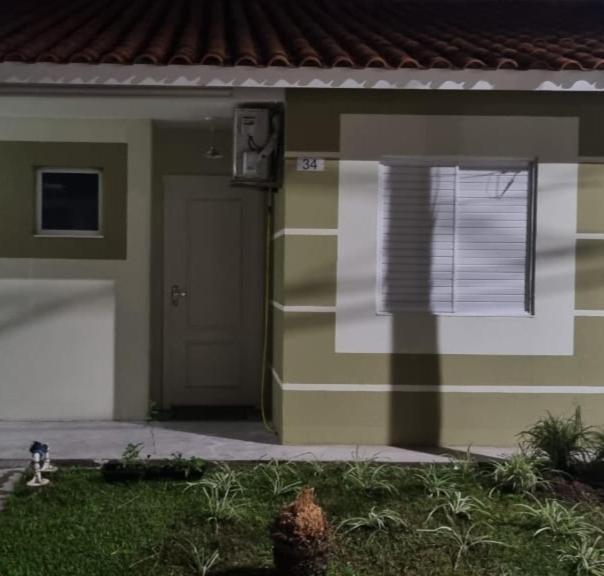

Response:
(376, 156), (537, 318)
(35, 167), (104, 238)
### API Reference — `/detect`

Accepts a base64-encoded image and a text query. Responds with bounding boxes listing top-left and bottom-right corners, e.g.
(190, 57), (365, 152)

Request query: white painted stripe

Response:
(272, 369), (604, 394)
(282, 383), (604, 394)
(272, 301), (336, 313)
(575, 309), (604, 317)
(285, 151), (341, 159)
(273, 228), (338, 240)
(577, 233), (604, 240)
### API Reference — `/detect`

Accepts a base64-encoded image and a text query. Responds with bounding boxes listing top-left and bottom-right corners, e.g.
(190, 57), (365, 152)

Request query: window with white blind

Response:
(377, 158), (536, 316)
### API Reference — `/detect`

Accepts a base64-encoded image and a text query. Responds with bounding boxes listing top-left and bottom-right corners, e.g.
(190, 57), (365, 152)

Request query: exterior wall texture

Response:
(0, 116), (151, 420)
(273, 89), (604, 446)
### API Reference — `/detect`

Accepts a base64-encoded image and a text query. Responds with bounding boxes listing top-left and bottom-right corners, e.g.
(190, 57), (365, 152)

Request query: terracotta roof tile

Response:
(0, 0), (603, 71)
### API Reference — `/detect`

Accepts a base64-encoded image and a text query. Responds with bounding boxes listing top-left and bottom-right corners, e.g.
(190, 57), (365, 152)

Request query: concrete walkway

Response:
(0, 421), (516, 464)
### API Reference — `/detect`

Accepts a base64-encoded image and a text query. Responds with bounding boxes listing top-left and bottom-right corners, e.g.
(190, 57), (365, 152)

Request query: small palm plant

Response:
(420, 522), (507, 572)
(337, 507), (408, 535)
(517, 497), (602, 539)
(427, 491), (488, 523)
(559, 536), (604, 576)
(519, 407), (594, 474)
(272, 487), (331, 576)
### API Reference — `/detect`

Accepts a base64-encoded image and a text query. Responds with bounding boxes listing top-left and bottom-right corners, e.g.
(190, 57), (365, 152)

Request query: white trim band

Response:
(273, 228), (338, 240)
(575, 309), (604, 317)
(3, 64), (604, 92)
(271, 369), (604, 394)
(272, 301), (336, 313)
(577, 233), (604, 240)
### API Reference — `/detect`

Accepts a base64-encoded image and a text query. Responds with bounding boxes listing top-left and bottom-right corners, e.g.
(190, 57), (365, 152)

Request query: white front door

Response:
(163, 176), (265, 407)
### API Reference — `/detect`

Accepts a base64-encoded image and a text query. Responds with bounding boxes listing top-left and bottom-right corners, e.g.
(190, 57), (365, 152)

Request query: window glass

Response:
(38, 170), (101, 235)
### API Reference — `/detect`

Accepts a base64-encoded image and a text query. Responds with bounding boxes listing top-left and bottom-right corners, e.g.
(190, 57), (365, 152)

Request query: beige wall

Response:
(0, 117), (151, 420)
(273, 89), (604, 446)
(0, 89), (284, 422)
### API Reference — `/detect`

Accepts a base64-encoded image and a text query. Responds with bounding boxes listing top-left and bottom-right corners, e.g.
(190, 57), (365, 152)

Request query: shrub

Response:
(414, 465), (457, 498)
(257, 459), (302, 497)
(199, 483), (246, 525)
(490, 454), (547, 494)
(186, 463), (243, 496)
(519, 408), (594, 474)
(427, 491), (488, 523)
(337, 507), (408, 534)
(592, 431), (604, 464)
(559, 536), (604, 576)
(343, 459), (397, 495)
(420, 523), (507, 572)
(517, 497), (602, 540)
(172, 539), (220, 576)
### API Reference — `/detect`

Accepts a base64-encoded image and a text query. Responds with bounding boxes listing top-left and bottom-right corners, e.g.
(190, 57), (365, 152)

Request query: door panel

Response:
(163, 176), (265, 407)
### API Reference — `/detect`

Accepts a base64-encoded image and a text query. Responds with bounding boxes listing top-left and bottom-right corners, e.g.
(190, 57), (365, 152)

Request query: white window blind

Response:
(377, 159), (534, 316)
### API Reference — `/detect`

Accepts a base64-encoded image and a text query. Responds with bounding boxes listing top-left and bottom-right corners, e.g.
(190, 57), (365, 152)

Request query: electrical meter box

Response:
(233, 103), (283, 187)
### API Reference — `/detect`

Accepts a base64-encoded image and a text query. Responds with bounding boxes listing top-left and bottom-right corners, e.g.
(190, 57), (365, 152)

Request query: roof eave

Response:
(0, 63), (603, 92)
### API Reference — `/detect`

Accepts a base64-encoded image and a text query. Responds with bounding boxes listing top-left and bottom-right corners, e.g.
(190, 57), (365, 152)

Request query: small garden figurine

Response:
(26, 441), (56, 487)
(271, 487), (330, 576)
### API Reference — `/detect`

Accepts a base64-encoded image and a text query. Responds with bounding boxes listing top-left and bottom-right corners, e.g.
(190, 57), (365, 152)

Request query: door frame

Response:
(161, 174), (266, 409)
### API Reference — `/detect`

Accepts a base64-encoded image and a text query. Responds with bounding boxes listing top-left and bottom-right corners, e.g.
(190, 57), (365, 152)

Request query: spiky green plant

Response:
(449, 447), (480, 480)
(559, 536), (604, 576)
(517, 497), (602, 539)
(420, 523), (508, 571)
(519, 408), (594, 473)
(414, 465), (457, 498)
(186, 463), (243, 496)
(257, 459), (302, 497)
(200, 483), (246, 525)
(427, 491), (488, 523)
(592, 431), (604, 464)
(343, 458), (397, 495)
(490, 453), (548, 494)
(338, 507), (408, 534)
(172, 538), (220, 576)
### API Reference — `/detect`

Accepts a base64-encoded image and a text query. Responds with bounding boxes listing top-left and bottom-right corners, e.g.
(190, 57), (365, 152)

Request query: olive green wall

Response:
(285, 90), (604, 155)
(0, 141), (127, 259)
(272, 89), (604, 447)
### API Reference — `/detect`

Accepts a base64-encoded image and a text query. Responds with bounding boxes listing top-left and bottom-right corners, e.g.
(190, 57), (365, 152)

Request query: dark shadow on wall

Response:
(386, 165), (442, 448)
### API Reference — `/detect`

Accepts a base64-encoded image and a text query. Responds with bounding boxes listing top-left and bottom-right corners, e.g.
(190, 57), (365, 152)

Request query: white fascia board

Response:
(1, 63), (604, 92)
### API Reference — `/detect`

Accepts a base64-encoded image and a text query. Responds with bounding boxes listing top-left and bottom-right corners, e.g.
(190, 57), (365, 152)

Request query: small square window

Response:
(36, 168), (103, 237)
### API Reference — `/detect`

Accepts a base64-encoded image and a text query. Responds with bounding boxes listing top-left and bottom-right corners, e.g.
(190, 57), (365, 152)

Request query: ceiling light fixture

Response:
(204, 116), (224, 160)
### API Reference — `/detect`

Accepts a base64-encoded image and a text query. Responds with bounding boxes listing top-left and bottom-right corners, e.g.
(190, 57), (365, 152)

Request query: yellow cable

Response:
(260, 194), (276, 435)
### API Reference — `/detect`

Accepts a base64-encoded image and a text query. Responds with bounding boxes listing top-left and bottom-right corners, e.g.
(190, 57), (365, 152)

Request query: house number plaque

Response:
(296, 157), (325, 172)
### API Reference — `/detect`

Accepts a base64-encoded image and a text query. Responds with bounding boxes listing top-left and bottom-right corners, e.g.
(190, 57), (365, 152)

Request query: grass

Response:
(0, 462), (603, 576)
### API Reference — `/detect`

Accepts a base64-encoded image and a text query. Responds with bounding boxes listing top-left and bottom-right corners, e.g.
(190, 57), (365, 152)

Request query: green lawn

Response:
(0, 461), (602, 576)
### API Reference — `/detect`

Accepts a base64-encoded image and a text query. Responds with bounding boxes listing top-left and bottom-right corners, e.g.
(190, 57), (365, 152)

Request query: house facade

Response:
(0, 0), (604, 446)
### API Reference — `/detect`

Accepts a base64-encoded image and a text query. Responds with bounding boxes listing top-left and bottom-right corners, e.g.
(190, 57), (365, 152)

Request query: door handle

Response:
(171, 284), (188, 306)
